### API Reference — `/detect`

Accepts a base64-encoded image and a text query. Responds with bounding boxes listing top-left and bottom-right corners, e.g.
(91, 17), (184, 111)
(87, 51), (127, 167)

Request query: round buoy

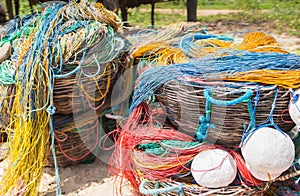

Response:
(191, 148), (237, 188)
(289, 89), (300, 126)
(241, 127), (295, 181)
(247, 166), (281, 181)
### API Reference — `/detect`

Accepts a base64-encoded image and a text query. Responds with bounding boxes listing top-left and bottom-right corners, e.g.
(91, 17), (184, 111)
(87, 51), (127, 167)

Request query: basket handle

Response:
(203, 88), (253, 106)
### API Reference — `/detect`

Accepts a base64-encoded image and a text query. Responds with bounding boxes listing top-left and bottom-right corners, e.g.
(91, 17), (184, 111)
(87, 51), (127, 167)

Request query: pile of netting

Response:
(0, 1), (131, 195)
(1, 1), (300, 195)
(108, 26), (300, 195)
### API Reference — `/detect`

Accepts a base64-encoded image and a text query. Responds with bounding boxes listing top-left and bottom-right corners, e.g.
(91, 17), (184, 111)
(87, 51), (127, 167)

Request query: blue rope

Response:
(0, 13), (38, 46)
(196, 116), (215, 142)
(177, 184), (184, 196)
(0, 61), (15, 85)
(241, 88), (261, 145)
(49, 114), (62, 196)
(139, 180), (184, 195)
(203, 88), (253, 106)
(241, 87), (286, 144)
(292, 94), (299, 104)
(47, 67), (61, 196)
(130, 52), (300, 113)
(193, 33), (234, 41)
(291, 89), (299, 104)
(195, 88), (252, 142)
(180, 33), (234, 57)
(0, 2), (121, 196)
(290, 90), (300, 118)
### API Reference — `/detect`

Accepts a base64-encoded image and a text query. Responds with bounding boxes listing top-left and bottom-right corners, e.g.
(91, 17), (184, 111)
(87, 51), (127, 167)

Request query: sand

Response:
(39, 158), (134, 196)
(40, 160), (113, 196)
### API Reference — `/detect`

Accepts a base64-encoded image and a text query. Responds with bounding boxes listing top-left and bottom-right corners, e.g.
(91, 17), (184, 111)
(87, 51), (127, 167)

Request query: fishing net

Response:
(53, 51), (128, 115)
(107, 26), (300, 195)
(47, 112), (99, 167)
(156, 81), (294, 147)
(0, 1), (129, 195)
(109, 103), (300, 196)
(0, 1), (300, 195)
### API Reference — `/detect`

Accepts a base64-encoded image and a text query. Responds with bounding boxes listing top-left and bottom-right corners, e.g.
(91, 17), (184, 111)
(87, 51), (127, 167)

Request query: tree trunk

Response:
(6, 0), (14, 19)
(0, 4), (6, 23)
(121, 5), (129, 26)
(15, 0), (19, 18)
(187, 0), (197, 22)
(151, 2), (155, 26)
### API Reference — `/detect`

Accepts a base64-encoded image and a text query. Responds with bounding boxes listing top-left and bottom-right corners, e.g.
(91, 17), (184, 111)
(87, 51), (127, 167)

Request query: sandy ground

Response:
(137, 8), (242, 16)
(39, 158), (133, 196)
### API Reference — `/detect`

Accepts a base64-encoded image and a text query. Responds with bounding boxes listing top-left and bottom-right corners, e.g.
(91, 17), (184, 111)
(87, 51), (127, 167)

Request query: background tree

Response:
(99, 0), (160, 27)
(187, 0), (197, 22)
(0, 3), (5, 23)
(3, 0), (66, 20)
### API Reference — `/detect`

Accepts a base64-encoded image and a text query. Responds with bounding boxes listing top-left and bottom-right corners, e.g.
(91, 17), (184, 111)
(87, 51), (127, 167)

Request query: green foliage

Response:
(126, 8), (186, 27)
(0, 0), (34, 19)
(197, 0), (237, 9)
(233, 0), (261, 12)
(267, 0), (300, 35)
(143, 1), (186, 9)
(229, 0), (300, 35)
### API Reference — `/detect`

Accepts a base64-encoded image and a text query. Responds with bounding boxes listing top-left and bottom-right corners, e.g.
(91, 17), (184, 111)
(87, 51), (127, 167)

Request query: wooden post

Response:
(15, 0), (19, 17)
(29, 0), (34, 11)
(0, 3), (6, 23)
(6, 0), (14, 20)
(187, 0), (197, 22)
(121, 5), (129, 26)
(151, 2), (155, 26)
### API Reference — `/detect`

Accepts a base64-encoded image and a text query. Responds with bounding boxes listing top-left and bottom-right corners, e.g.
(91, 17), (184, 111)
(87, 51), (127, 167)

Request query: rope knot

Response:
(292, 93), (299, 104)
(196, 115), (215, 142)
(147, 94), (156, 104)
(177, 183), (184, 196)
(46, 105), (56, 115)
(290, 88), (299, 103)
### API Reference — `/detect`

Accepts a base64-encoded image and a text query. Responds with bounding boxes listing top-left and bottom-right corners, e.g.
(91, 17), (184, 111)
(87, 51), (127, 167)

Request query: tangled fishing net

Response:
(0, 1), (129, 195)
(1, 1), (300, 196)
(108, 27), (300, 195)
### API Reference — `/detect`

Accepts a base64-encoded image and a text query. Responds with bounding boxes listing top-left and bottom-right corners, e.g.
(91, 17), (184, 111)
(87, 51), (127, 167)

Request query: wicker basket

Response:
(139, 169), (300, 196)
(47, 112), (99, 167)
(140, 179), (261, 196)
(156, 80), (294, 146)
(53, 53), (128, 115)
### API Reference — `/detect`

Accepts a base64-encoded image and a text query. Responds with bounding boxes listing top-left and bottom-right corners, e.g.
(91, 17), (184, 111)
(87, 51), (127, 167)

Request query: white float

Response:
(247, 167), (281, 181)
(289, 89), (300, 126)
(241, 127), (295, 181)
(191, 148), (237, 188)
